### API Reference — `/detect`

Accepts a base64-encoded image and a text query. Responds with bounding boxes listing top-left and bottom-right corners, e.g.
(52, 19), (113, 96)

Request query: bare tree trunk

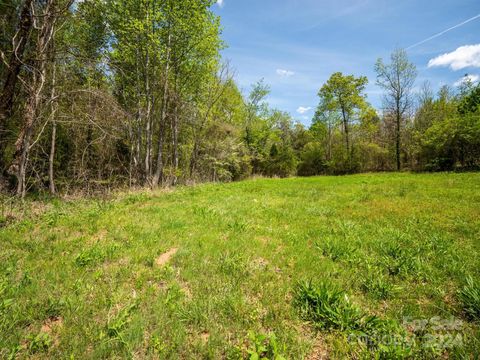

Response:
(144, 45), (152, 180)
(172, 100), (179, 185)
(11, 78), (42, 197)
(9, 0), (56, 197)
(0, 0), (33, 124)
(190, 140), (198, 178)
(340, 106), (350, 157)
(130, 43), (141, 185)
(48, 60), (57, 194)
(0, 0), (33, 180)
(395, 103), (401, 171)
(152, 31), (171, 187)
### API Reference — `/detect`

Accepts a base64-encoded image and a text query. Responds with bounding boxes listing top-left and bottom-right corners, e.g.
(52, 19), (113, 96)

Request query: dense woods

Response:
(1, 1), (480, 197)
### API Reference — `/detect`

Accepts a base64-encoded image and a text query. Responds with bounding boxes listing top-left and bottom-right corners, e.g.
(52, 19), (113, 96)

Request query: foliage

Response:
(246, 331), (286, 360)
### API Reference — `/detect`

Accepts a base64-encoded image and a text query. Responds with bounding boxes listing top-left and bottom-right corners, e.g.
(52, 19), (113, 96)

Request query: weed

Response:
(294, 281), (414, 357)
(316, 238), (357, 262)
(27, 332), (52, 354)
(458, 276), (480, 321)
(293, 281), (363, 331)
(227, 219), (248, 233)
(219, 252), (249, 277)
(246, 331), (286, 360)
(379, 242), (424, 278)
(148, 335), (167, 355)
(105, 302), (138, 339)
(360, 272), (397, 300)
(75, 246), (106, 267)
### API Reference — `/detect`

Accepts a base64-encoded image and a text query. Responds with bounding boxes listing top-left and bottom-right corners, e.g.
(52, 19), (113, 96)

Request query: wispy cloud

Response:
(276, 69), (295, 77)
(407, 14), (480, 50)
(217, 0), (224, 8)
(454, 74), (479, 87)
(296, 106), (312, 114)
(428, 44), (480, 71)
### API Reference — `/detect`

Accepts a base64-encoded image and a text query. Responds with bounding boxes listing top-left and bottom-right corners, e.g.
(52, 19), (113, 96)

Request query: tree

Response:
(244, 79), (270, 173)
(0, 0), (34, 182)
(316, 72), (368, 172)
(375, 48), (417, 170)
(8, 0), (73, 197)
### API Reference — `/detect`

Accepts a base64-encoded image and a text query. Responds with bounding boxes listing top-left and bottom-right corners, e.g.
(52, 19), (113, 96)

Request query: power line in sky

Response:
(406, 13), (480, 50)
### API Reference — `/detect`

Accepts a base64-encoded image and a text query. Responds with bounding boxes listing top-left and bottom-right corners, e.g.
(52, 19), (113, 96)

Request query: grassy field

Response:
(1, 173), (480, 359)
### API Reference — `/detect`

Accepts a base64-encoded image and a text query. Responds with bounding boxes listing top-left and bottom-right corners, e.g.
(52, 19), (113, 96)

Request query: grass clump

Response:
(317, 238), (357, 263)
(458, 276), (480, 321)
(360, 272), (397, 300)
(293, 281), (415, 357)
(27, 332), (52, 354)
(293, 281), (364, 331)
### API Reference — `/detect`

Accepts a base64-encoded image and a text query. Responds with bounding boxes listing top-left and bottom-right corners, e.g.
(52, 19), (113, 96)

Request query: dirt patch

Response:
(307, 337), (329, 360)
(88, 229), (108, 245)
(41, 316), (63, 334)
(200, 331), (210, 343)
(155, 248), (178, 267)
(179, 281), (192, 300)
(256, 236), (272, 244)
(251, 257), (269, 270)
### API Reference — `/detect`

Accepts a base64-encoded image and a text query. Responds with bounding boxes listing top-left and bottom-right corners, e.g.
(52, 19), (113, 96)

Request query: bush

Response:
(297, 142), (326, 176)
(264, 144), (297, 178)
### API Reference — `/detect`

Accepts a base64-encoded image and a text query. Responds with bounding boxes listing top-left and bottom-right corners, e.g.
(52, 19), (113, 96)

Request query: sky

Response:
(212, 0), (480, 125)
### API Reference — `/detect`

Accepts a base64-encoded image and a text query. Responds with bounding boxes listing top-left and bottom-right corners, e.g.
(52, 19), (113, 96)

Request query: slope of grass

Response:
(1, 173), (479, 358)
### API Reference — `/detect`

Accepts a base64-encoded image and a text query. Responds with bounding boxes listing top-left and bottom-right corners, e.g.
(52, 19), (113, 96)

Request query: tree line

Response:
(305, 49), (480, 176)
(1, 1), (479, 197)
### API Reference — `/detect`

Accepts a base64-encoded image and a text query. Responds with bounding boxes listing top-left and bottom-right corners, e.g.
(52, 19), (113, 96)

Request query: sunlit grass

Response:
(0, 173), (479, 358)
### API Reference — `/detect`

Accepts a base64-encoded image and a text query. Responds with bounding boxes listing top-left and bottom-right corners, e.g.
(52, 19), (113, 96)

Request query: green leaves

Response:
(246, 331), (286, 360)
(293, 280), (364, 331)
(458, 276), (480, 321)
(318, 72), (368, 116)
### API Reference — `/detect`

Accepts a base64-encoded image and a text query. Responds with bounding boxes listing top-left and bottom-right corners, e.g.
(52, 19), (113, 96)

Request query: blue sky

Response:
(212, 0), (480, 125)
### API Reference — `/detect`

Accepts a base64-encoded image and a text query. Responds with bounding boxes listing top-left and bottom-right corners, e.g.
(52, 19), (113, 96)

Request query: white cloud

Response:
(297, 106), (312, 114)
(454, 74), (479, 87)
(428, 44), (480, 71)
(276, 69), (295, 77)
(217, 0), (224, 7)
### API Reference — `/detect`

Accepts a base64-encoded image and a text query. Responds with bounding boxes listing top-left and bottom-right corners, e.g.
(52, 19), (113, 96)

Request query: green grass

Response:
(0, 173), (480, 358)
